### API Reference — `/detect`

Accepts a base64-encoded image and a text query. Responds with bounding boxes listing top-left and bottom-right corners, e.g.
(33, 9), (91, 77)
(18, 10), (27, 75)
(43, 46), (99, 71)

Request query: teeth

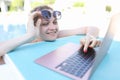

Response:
(47, 31), (57, 34)
(47, 32), (54, 34)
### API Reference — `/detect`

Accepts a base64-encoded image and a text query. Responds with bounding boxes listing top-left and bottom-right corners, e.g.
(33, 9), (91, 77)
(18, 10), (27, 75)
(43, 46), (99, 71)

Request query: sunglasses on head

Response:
(41, 10), (62, 20)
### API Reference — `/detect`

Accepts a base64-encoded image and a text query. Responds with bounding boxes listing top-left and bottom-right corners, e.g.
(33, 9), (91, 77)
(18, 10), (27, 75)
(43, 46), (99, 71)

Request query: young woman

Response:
(0, 5), (100, 57)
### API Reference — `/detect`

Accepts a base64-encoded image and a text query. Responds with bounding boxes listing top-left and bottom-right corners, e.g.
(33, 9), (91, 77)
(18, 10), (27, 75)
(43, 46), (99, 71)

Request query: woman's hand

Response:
(80, 34), (101, 53)
(27, 11), (42, 39)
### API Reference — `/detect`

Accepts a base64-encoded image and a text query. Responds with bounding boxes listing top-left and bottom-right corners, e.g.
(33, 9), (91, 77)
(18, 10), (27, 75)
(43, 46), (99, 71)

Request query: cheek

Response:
(40, 27), (47, 34)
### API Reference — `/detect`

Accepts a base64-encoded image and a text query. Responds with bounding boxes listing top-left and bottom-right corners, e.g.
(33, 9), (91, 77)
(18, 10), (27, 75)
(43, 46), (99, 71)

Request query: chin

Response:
(44, 37), (57, 42)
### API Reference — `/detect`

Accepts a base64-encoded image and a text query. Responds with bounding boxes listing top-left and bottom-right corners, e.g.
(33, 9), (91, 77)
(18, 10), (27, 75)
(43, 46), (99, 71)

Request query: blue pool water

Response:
(0, 24), (26, 42)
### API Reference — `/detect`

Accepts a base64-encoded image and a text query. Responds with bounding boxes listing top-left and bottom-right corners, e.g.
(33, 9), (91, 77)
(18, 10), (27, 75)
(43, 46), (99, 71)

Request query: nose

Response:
(48, 23), (57, 30)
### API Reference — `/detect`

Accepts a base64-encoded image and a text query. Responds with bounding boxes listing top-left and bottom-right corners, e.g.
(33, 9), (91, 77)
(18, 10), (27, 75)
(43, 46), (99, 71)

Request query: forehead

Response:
(41, 17), (56, 22)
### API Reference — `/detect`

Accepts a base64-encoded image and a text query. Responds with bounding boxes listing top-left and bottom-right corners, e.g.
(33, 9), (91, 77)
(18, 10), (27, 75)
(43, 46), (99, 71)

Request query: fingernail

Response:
(84, 50), (87, 53)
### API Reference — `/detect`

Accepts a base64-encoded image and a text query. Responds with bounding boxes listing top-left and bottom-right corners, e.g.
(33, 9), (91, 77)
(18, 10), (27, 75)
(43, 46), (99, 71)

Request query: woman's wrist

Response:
(25, 33), (36, 42)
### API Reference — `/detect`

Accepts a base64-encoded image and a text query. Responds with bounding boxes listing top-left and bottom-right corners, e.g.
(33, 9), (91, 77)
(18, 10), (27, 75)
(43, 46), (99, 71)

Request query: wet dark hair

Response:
(31, 5), (53, 26)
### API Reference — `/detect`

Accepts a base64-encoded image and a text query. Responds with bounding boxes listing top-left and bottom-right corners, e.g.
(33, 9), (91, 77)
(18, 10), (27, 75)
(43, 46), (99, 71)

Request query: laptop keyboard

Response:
(56, 49), (95, 78)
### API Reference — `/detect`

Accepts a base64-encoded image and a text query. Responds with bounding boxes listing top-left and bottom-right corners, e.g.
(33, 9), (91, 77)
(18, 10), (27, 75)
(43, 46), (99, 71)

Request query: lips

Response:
(46, 31), (57, 34)
(46, 30), (58, 34)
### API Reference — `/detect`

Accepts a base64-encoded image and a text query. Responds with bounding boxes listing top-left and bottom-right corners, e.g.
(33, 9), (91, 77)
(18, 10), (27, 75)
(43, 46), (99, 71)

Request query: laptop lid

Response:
(90, 17), (116, 78)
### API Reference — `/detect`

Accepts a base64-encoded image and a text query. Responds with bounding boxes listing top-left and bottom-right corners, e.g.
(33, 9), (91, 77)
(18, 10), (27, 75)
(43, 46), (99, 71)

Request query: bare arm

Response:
(58, 26), (99, 38)
(58, 26), (100, 52)
(0, 33), (35, 56)
(0, 11), (41, 57)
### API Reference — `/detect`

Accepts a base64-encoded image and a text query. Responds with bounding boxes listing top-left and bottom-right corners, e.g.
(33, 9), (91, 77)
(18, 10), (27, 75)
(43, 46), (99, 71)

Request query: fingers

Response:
(83, 37), (91, 53)
(27, 11), (41, 26)
(29, 11), (41, 19)
(89, 39), (97, 48)
(35, 19), (41, 37)
(80, 37), (90, 53)
(35, 19), (41, 27)
(80, 37), (101, 53)
(89, 39), (101, 47)
(95, 40), (101, 47)
(27, 11), (42, 33)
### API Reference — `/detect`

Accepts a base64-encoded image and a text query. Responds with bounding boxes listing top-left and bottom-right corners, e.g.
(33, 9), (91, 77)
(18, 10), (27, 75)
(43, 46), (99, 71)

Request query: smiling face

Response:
(39, 11), (59, 41)
(32, 6), (59, 41)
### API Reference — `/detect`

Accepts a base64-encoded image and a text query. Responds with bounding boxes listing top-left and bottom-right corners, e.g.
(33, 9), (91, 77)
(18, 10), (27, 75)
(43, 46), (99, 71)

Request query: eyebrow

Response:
(42, 18), (57, 22)
(42, 19), (49, 21)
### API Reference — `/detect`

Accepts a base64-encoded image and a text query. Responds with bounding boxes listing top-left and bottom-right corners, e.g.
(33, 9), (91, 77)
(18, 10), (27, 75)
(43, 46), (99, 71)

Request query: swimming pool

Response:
(0, 24), (26, 42)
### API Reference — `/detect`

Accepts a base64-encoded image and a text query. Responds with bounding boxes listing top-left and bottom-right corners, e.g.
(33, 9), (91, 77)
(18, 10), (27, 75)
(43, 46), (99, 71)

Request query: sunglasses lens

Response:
(53, 11), (61, 19)
(41, 10), (51, 19)
(41, 10), (61, 20)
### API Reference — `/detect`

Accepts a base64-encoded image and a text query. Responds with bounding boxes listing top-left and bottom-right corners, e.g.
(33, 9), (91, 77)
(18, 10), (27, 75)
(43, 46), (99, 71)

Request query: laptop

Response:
(35, 19), (115, 80)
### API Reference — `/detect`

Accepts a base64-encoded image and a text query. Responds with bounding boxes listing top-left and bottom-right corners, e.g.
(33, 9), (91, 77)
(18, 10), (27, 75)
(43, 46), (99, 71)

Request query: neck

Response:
(31, 37), (43, 43)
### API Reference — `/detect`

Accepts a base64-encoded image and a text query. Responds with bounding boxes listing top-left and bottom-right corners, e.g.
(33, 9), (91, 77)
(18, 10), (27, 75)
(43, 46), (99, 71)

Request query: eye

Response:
(41, 20), (50, 26)
(41, 22), (49, 26)
(53, 20), (58, 25)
